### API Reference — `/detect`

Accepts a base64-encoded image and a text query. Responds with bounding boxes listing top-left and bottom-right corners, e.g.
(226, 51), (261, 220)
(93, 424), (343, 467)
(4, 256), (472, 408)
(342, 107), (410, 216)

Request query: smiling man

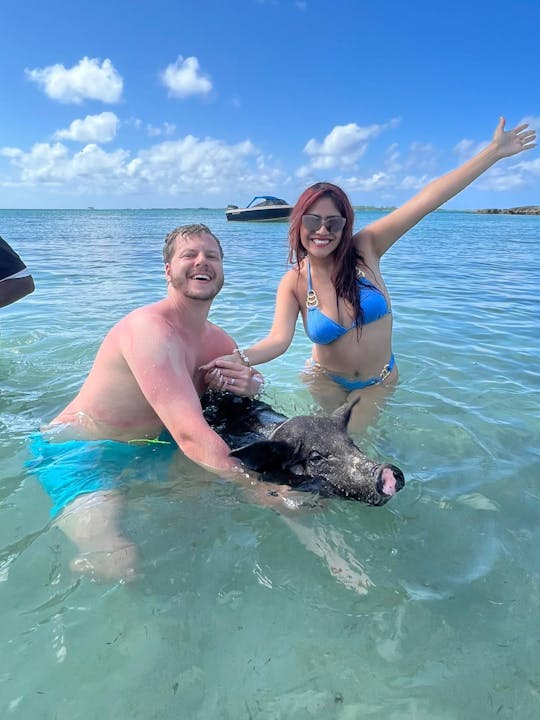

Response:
(49, 224), (262, 467)
(34, 224), (264, 580)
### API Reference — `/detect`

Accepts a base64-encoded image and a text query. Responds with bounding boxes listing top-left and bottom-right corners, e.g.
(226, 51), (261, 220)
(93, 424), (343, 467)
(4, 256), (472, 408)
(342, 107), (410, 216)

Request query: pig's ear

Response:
(331, 397), (361, 429)
(230, 440), (294, 472)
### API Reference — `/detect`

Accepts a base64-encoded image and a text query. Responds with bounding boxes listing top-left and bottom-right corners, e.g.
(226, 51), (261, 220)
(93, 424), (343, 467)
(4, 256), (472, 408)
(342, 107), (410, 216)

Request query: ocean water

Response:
(1, 208), (539, 719)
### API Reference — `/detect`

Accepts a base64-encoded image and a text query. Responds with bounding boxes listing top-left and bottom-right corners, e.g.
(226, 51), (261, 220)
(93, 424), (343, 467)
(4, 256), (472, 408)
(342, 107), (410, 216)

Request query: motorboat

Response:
(225, 196), (293, 222)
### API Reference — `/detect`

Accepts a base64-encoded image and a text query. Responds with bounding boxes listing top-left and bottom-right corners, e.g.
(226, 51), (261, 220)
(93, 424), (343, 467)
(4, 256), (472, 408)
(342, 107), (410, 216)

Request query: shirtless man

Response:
(36, 224), (264, 581)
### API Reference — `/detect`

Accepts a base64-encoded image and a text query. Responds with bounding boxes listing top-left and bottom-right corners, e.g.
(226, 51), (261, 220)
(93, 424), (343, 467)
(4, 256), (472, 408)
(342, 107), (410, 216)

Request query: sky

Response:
(1, 0), (539, 210)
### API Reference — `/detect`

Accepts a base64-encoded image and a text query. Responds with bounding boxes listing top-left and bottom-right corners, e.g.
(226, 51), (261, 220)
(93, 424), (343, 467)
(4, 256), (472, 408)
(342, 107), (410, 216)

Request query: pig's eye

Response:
(309, 451), (325, 464)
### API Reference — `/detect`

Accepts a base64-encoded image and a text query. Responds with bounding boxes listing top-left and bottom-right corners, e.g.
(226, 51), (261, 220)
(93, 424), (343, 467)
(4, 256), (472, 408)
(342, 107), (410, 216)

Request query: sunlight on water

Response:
(1, 209), (539, 718)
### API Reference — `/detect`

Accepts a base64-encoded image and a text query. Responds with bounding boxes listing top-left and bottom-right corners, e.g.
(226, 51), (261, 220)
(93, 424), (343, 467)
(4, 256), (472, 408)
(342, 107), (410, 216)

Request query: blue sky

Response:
(1, 0), (538, 210)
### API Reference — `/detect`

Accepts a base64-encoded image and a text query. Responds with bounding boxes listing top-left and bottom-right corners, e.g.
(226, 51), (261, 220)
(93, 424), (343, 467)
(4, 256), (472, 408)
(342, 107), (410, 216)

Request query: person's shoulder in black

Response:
(0, 235), (35, 308)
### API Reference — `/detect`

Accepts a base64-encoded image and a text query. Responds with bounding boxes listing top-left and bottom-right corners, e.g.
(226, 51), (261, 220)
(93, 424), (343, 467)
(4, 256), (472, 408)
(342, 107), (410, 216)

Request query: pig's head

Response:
(230, 400), (405, 506)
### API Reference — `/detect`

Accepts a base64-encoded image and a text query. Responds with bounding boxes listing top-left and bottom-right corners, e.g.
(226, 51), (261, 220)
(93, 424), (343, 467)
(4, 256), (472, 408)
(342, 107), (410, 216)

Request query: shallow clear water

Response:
(1, 209), (539, 719)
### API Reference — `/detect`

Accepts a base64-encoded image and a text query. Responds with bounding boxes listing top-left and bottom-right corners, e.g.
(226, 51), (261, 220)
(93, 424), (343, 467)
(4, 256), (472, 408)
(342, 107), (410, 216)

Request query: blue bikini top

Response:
(305, 260), (390, 345)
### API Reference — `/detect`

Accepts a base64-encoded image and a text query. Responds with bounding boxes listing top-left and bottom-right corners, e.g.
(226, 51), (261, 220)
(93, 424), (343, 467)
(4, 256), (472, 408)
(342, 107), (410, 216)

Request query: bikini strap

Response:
(306, 259), (318, 309)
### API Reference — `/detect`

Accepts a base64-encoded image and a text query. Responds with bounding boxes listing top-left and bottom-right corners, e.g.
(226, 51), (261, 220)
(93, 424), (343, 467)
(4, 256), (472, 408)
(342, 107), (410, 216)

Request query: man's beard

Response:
(169, 273), (223, 300)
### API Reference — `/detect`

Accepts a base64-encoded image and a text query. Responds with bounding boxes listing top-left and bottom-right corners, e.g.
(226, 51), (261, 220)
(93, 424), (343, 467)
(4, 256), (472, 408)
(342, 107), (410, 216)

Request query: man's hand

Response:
(201, 358), (264, 397)
(230, 465), (315, 514)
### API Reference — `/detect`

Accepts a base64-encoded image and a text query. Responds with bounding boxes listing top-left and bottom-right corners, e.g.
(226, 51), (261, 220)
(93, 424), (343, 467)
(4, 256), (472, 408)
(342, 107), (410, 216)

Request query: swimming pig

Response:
(202, 393), (404, 506)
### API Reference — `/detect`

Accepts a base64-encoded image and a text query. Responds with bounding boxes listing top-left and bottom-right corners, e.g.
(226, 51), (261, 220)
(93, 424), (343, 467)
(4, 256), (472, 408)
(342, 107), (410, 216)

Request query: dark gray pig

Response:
(202, 393), (404, 506)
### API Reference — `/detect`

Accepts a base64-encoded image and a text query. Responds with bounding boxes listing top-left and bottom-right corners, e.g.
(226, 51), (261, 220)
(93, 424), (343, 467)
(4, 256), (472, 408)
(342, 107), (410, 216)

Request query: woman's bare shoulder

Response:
(279, 265), (303, 287)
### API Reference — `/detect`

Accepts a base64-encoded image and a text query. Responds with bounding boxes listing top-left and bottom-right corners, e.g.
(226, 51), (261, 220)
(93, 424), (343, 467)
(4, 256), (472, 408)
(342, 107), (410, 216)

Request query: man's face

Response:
(165, 232), (224, 301)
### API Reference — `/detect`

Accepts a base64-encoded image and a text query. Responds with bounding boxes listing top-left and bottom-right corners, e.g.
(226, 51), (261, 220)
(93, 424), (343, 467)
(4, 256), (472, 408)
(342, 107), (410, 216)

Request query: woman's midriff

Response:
(309, 315), (394, 381)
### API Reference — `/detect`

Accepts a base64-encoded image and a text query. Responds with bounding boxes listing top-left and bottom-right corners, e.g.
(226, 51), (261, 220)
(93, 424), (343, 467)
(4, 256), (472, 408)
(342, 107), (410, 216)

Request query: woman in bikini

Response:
(204, 118), (536, 430)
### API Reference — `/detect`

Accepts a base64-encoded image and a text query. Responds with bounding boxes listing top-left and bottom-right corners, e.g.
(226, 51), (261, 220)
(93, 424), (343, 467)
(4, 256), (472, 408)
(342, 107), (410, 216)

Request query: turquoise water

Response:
(1, 208), (539, 719)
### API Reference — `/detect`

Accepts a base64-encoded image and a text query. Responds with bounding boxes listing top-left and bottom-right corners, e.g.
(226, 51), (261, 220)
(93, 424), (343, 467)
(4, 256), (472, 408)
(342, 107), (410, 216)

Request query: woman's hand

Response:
(492, 117), (536, 159)
(201, 357), (264, 397)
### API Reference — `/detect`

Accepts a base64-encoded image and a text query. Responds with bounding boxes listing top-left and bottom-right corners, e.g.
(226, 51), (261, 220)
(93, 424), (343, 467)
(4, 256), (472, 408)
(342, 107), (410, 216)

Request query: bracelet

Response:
(233, 347), (251, 366)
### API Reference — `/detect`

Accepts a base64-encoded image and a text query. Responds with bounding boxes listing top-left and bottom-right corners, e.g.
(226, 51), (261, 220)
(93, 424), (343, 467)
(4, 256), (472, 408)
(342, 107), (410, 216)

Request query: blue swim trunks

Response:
(27, 432), (176, 518)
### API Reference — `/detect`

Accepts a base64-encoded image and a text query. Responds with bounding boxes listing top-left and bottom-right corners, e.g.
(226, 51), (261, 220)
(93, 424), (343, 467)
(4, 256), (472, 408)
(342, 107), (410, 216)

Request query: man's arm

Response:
(121, 312), (243, 476)
(0, 275), (35, 308)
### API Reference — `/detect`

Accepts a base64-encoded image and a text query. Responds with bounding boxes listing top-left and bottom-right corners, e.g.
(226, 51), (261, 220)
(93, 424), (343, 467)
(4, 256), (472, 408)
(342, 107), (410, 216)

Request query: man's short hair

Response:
(163, 224), (224, 263)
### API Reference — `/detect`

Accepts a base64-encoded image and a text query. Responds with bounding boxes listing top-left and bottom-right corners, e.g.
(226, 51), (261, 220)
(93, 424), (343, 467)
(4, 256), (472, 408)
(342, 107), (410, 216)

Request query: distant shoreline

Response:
(1, 205), (539, 214)
(474, 205), (540, 215)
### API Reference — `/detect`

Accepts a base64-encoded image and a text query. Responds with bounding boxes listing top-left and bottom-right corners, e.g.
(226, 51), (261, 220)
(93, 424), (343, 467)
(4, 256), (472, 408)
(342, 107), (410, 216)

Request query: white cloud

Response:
(54, 112), (119, 143)
(453, 124), (539, 193)
(476, 156), (540, 192)
(147, 122), (176, 137)
(0, 142), (130, 186)
(301, 118), (401, 173)
(161, 56), (212, 98)
(125, 117), (144, 130)
(398, 174), (431, 191)
(405, 142), (438, 172)
(0, 135), (286, 197)
(384, 142), (401, 173)
(453, 138), (487, 159)
(519, 115), (540, 131)
(336, 172), (391, 193)
(25, 57), (123, 104)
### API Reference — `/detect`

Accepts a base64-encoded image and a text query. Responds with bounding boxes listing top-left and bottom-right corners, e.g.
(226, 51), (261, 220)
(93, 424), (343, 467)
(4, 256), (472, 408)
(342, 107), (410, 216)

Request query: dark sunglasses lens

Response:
(302, 215), (345, 233)
(302, 215), (321, 232)
(326, 217), (346, 233)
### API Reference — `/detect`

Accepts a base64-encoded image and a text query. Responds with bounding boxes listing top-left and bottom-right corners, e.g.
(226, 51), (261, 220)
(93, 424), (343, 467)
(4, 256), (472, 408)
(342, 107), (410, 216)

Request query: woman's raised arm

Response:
(356, 117), (536, 258)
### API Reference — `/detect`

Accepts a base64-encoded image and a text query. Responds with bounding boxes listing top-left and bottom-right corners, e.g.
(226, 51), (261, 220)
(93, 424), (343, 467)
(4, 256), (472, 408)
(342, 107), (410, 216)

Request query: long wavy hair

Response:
(288, 182), (363, 325)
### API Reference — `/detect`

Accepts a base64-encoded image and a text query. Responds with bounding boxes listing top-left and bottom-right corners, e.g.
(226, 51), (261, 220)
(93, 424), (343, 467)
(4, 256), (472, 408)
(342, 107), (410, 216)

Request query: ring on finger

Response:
(230, 378), (235, 386)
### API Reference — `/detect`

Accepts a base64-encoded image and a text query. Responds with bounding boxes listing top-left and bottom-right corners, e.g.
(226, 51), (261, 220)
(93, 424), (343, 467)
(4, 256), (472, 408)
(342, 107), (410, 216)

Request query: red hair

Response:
(288, 182), (364, 326)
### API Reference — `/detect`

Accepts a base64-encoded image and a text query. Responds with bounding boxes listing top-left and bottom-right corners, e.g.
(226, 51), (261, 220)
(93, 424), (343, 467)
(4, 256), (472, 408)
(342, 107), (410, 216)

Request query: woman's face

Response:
(299, 196), (345, 259)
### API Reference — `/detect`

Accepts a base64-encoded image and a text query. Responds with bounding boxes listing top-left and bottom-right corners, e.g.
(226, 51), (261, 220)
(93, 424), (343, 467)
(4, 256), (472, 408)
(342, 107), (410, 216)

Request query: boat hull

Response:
(225, 205), (292, 222)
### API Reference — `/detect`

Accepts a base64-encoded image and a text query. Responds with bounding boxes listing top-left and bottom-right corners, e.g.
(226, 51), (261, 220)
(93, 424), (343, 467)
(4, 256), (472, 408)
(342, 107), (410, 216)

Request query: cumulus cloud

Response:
(25, 57), (123, 104)
(54, 112), (119, 143)
(0, 135), (286, 197)
(453, 123), (539, 193)
(161, 56), (212, 98)
(333, 172), (391, 193)
(0, 142), (130, 186)
(299, 118), (401, 176)
(476, 156), (540, 192)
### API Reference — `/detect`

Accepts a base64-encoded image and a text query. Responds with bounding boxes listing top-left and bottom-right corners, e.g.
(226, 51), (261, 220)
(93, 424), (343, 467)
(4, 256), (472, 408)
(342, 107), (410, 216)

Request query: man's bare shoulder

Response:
(114, 300), (174, 335)
(205, 321), (236, 353)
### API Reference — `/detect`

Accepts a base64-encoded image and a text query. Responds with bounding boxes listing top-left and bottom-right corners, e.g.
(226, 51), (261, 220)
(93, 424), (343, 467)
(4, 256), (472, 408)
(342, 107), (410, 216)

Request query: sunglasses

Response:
(302, 214), (346, 234)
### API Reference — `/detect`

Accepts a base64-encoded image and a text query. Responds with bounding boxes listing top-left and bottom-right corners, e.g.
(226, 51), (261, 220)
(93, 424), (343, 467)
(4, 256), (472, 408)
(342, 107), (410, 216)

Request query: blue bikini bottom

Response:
(312, 354), (396, 392)
(27, 432), (176, 518)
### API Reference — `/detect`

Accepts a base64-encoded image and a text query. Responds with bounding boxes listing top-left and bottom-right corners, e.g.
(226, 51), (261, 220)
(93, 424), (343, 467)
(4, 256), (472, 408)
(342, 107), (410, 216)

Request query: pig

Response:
(202, 392), (404, 506)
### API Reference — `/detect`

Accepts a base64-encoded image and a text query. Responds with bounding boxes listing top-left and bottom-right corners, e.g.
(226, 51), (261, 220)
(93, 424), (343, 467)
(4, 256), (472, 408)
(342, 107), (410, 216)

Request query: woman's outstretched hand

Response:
(493, 117), (536, 159)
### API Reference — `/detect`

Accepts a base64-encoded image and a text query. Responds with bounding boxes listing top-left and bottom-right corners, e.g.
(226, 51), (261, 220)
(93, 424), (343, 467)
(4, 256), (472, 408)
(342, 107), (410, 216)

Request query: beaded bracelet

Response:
(233, 347), (251, 366)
